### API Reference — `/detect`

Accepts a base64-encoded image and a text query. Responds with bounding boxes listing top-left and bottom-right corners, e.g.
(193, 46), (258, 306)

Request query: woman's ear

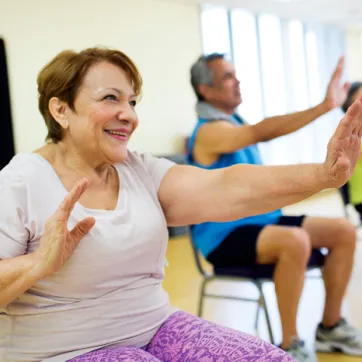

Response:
(48, 97), (69, 129)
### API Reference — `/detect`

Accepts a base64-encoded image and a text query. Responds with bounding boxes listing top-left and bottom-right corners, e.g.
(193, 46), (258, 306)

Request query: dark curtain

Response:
(0, 38), (15, 170)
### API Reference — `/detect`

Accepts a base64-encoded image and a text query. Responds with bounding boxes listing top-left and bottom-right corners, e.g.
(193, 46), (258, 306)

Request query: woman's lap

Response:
(68, 346), (161, 362)
(69, 311), (294, 362)
(147, 311), (293, 361)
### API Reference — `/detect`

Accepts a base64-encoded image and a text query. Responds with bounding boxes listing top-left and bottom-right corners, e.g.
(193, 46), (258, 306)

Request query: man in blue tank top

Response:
(187, 53), (362, 361)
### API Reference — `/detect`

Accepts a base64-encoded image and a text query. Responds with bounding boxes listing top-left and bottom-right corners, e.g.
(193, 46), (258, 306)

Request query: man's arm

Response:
(254, 102), (330, 141)
(195, 102), (329, 154)
(196, 57), (349, 155)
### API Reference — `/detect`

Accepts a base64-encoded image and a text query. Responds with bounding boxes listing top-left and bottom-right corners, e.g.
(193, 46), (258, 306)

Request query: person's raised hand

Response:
(323, 56), (350, 111)
(32, 178), (96, 277)
(323, 95), (362, 189)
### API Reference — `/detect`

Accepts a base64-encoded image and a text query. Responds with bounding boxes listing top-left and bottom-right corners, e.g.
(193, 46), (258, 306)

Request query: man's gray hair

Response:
(190, 53), (226, 101)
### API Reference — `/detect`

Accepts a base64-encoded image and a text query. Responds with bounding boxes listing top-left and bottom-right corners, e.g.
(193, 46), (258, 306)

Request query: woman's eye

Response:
(104, 94), (117, 101)
(130, 100), (137, 107)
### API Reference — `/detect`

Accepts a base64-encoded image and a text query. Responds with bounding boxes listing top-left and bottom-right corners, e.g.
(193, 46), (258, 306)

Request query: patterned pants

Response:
(69, 311), (294, 361)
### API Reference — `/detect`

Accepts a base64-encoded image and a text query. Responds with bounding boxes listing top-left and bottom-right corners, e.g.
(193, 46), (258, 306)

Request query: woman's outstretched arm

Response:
(159, 95), (362, 226)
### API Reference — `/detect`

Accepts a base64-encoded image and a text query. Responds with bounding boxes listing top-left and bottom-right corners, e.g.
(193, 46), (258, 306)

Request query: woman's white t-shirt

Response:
(0, 151), (175, 362)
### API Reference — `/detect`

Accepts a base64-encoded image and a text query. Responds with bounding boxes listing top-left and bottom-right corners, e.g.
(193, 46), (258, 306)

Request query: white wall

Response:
(0, 0), (202, 155)
(345, 29), (362, 80)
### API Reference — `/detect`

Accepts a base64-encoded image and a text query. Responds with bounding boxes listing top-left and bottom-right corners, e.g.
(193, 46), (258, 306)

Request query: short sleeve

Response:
(140, 153), (176, 191)
(0, 170), (29, 259)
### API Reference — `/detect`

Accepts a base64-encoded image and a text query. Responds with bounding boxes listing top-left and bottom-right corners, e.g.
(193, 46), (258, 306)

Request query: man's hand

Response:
(323, 56), (350, 111)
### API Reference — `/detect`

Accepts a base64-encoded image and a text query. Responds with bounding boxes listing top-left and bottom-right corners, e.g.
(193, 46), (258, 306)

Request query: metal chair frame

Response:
(189, 231), (324, 345)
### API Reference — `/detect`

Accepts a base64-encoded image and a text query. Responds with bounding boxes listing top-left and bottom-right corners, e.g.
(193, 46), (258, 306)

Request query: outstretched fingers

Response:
(356, 95), (362, 138)
(56, 178), (89, 222)
(70, 217), (96, 241)
(334, 97), (362, 140)
(350, 95), (362, 137)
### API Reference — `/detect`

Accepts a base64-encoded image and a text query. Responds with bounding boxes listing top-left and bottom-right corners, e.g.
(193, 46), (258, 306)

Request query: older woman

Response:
(0, 47), (361, 362)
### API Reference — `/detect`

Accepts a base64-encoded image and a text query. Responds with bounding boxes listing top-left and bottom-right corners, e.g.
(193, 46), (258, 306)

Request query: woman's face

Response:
(62, 61), (139, 165)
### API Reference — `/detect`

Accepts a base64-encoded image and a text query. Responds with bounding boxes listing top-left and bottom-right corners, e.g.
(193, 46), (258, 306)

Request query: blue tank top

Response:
(187, 114), (282, 257)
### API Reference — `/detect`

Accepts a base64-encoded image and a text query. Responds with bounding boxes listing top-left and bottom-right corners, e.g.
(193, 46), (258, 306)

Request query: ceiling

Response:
(165, 0), (362, 30)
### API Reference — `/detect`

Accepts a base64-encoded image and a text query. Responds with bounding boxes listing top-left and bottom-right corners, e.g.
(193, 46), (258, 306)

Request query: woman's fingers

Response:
(334, 97), (362, 140)
(356, 95), (362, 138)
(70, 217), (96, 242)
(56, 178), (89, 222)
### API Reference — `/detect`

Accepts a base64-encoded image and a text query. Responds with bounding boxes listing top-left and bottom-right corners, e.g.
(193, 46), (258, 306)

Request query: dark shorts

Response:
(206, 215), (306, 268)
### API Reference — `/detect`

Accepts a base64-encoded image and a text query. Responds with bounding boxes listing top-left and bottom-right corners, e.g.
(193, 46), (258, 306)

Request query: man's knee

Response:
(281, 228), (312, 264)
(258, 226), (311, 265)
(331, 218), (356, 249)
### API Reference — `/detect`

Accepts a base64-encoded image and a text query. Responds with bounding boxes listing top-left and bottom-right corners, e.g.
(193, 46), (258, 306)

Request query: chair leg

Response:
(345, 207), (349, 219)
(255, 300), (261, 332)
(198, 278), (208, 317)
(258, 284), (275, 345)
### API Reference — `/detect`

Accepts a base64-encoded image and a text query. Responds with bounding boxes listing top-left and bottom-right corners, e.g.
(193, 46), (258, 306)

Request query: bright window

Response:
(305, 30), (321, 105)
(258, 14), (287, 117)
(257, 14), (289, 164)
(200, 6), (231, 56)
(231, 9), (264, 125)
(288, 20), (309, 110)
(285, 20), (313, 164)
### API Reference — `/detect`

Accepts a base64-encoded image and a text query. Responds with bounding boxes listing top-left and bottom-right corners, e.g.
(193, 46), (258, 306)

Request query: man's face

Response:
(201, 58), (242, 111)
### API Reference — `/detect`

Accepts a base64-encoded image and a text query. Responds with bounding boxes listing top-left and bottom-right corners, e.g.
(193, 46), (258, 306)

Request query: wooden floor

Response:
(162, 190), (362, 361)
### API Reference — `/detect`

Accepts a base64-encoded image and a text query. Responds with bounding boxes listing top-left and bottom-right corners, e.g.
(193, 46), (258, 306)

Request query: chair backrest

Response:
(339, 183), (350, 207)
(187, 227), (210, 278)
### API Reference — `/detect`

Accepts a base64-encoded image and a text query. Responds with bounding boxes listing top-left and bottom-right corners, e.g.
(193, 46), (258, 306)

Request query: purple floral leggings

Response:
(69, 311), (294, 361)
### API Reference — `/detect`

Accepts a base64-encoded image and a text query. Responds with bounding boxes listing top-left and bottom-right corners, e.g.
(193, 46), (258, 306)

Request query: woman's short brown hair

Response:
(37, 47), (143, 143)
